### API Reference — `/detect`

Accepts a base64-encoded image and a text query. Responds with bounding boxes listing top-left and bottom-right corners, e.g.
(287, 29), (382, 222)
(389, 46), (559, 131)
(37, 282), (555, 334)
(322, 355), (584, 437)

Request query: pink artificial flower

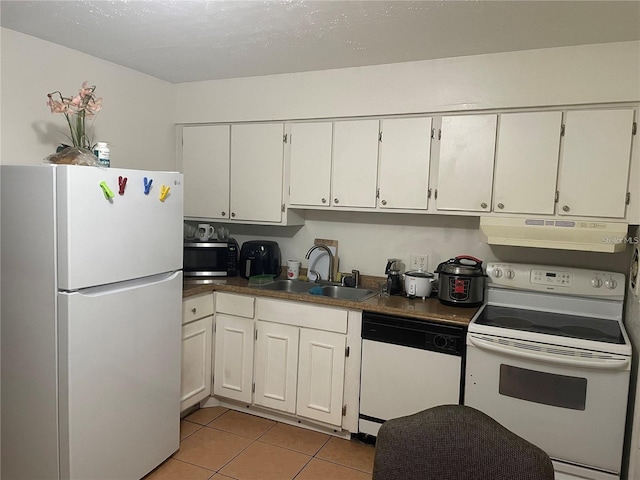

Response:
(79, 81), (94, 98)
(46, 96), (68, 114)
(84, 97), (103, 116)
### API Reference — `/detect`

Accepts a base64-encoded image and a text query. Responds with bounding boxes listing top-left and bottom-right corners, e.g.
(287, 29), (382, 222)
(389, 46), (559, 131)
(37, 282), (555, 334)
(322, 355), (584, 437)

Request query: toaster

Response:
(239, 240), (282, 279)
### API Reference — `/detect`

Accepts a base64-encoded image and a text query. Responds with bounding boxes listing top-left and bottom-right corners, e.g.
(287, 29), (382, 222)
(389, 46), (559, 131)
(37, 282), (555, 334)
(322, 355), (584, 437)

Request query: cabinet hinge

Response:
(438, 129), (442, 140)
(345, 346), (350, 357)
(560, 124), (566, 136)
(281, 203), (285, 212)
(255, 329), (258, 340)
(434, 189), (438, 200)
(626, 192), (631, 205)
(376, 188), (380, 199)
(555, 191), (559, 203)
(431, 128), (435, 139)
(633, 122), (637, 136)
(283, 133), (288, 143)
(342, 405), (347, 416)
(427, 188), (432, 199)
(252, 382), (255, 393)
(378, 131), (382, 142)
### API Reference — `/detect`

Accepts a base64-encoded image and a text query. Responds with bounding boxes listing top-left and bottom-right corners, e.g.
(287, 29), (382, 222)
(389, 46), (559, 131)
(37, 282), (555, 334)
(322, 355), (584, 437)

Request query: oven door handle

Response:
(468, 335), (630, 370)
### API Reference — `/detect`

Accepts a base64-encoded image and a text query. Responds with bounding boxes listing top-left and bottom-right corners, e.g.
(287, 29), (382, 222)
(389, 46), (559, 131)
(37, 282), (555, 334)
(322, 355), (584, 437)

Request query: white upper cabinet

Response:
(332, 119), (380, 208)
(230, 124), (285, 223)
(378, 118), (433, 210)
(289, 122), (333, 207)
(557, 109), (635, 218)
(437, 115), (498, 212)
(181, 125), (230, 219)
(493, 112), (562, 215)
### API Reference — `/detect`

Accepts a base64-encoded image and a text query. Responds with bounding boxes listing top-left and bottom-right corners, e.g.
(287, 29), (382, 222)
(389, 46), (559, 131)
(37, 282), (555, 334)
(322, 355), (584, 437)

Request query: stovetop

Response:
(474, 304), (625, 345)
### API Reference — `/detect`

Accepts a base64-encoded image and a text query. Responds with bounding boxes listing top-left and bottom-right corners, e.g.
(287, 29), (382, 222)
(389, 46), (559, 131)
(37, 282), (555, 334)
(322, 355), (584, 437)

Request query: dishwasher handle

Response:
(468, 334), (630, 371)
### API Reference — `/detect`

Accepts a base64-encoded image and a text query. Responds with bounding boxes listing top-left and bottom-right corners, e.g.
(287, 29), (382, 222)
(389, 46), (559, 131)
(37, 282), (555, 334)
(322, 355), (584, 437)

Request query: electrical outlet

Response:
(410, 254), (429, 271)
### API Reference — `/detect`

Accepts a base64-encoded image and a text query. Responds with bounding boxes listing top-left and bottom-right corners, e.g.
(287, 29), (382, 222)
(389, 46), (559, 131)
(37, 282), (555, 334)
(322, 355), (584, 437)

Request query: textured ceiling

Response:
(1, 0), (639, 84)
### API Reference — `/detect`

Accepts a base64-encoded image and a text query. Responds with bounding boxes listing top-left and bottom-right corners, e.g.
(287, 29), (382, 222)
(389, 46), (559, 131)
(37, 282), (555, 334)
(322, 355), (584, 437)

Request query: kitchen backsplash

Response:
(186, 211), (634, 277)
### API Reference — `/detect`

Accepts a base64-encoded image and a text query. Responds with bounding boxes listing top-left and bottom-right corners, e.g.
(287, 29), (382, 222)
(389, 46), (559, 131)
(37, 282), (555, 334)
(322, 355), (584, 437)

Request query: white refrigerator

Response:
(1, 164), (184, 479)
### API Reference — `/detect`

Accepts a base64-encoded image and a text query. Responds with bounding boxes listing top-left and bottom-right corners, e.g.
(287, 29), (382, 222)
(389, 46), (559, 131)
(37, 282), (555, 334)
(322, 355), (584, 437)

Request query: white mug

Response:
(197, 223), (214, 241)
(287, 259), (301, 280)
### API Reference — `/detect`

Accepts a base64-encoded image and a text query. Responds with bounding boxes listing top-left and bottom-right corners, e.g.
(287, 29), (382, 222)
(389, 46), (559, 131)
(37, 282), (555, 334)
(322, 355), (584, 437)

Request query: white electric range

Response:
(465, 262), (631, 480)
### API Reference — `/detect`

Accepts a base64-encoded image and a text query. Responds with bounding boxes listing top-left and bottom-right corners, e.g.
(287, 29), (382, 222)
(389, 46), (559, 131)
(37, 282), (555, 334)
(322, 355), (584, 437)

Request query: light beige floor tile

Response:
(173, 426), (252, 471)
(181, 419), (203, 440)
(296, 458), (372, 480)
(219, 441), (310, 480)
(258, 422), (330, 455)
(316, 437), (375, 474)
(143, 458), (214, 480)
(208, 410), (276, 440)
(184, 406), (229, 425)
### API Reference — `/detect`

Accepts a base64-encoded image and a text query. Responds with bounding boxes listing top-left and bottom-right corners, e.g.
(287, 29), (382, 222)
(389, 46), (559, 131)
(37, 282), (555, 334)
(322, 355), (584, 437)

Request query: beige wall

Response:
(0, 28), (176, 171)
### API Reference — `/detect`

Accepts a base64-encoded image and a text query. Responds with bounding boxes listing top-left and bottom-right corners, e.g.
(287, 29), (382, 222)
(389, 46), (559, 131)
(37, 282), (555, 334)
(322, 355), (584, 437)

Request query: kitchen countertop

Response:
(183, 276), (479, 327)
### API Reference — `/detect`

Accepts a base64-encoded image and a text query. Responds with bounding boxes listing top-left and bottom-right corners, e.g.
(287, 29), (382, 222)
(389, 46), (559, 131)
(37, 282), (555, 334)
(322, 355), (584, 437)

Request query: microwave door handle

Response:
(468, 335), (630, 371)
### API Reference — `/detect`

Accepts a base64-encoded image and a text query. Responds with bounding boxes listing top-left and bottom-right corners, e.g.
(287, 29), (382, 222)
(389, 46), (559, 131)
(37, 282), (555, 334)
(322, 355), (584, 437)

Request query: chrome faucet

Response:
(305, 244), (335, 282)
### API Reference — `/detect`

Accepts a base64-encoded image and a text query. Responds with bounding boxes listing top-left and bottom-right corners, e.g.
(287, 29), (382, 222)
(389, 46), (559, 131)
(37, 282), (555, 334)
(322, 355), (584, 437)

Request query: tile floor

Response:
(145, 407), (375, 480)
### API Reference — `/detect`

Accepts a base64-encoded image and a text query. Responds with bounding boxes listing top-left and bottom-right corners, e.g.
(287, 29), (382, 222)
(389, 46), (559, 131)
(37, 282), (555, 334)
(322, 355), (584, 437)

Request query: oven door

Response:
(464, 333), (630, 477)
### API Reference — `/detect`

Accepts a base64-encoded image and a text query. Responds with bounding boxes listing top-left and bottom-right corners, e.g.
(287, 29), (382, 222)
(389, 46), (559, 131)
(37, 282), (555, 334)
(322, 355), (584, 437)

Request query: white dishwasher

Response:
(359, 312), (466, 438)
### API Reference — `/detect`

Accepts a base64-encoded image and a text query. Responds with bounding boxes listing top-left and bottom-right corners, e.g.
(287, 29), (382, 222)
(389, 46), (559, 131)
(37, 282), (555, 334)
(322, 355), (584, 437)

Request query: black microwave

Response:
(183, 239), (239, 277)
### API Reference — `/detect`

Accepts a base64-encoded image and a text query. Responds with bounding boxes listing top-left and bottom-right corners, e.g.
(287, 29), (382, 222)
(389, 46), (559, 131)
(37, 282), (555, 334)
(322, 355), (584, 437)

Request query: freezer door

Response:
(58, 271), (182, 480)
(57, 165), (183, 290)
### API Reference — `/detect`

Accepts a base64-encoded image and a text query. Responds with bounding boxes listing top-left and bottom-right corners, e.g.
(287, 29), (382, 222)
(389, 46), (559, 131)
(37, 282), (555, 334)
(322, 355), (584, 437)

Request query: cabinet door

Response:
(493, 112), (562, 214)
(437, 115), (497, 212)
(181, 316), (213, 411)
(230, 124), (284, 222)
(332, 120), (380, 208)
(558, 109), (634, 218)
(182, 125), (230, 219)
(296, 329), (346, 427)
(254, 321), (299, 414)
(213, 314), (254, 403)
(378, 118), (432, 210)
(289, 122), (333, 207)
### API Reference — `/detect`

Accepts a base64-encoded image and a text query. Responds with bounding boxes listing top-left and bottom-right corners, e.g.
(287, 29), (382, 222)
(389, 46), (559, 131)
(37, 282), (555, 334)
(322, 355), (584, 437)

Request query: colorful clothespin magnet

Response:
(99, 181), (115, 200)
(143, 177), (153, 195)
(118, 176), (128, 195)
(159, 185), (171, 202)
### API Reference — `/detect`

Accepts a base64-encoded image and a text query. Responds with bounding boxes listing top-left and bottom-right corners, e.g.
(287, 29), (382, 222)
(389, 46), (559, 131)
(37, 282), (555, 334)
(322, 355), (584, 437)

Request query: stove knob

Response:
(591, 278), (603, 288)
(505, 269), (515, 279)
(605, 278), (618, 290)
(491, 268), (503, 278)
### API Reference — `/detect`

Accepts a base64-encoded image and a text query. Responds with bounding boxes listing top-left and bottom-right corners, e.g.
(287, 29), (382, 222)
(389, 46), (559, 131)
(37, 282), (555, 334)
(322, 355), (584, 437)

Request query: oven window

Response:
(499, 364), (587, 410)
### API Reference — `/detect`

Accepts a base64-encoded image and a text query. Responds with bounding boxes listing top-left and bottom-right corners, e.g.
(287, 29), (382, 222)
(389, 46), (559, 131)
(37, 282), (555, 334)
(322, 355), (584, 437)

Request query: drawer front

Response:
(182, 293), (214, 324)
(215, 292), (255, 319)
(256, 297), (348, 333)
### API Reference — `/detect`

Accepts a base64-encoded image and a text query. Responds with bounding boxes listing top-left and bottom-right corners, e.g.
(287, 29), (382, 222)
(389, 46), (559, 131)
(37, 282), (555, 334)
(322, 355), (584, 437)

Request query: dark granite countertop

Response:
(183, 276), (479, 327)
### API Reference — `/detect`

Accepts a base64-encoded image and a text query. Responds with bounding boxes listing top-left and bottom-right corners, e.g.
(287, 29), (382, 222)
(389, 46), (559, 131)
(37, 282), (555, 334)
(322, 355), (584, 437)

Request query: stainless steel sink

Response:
(312, 285), (377, 301)
(259, 280), (314, 294)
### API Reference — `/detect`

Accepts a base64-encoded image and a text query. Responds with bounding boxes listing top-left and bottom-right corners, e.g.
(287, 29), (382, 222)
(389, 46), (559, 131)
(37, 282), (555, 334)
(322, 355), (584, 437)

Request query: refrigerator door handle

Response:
(61, 271), (182, 296)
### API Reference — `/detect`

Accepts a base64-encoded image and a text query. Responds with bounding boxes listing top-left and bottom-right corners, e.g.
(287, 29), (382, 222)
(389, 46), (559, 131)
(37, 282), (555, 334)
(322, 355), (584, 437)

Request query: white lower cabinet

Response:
(213, 293), (356, 430)
(181, 294), (214, 412)
(296, 328), (346, 426)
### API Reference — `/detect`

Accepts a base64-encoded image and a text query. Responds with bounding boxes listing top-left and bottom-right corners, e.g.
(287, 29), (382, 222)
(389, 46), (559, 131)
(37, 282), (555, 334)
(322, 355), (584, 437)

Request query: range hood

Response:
(479, 217), (629, 253)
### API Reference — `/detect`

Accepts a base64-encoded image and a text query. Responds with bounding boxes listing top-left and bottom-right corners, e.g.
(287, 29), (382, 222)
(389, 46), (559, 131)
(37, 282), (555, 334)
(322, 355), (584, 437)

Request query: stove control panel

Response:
(486, 262), (625, 299)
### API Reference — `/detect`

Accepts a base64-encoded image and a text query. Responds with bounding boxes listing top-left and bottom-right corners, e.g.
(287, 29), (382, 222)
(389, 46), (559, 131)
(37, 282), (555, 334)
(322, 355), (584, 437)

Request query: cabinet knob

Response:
(231, 212), (236, 217)
(221, 211), (226, 217)
(334, 198), (339, 204)
(321, 198), (327, 204)
(381, 199), (387, 206)
(191, 307), (197, 314)
(562, 205), (570, 212)
(481, 202), (488, 209)
(497, 203), (504, 209)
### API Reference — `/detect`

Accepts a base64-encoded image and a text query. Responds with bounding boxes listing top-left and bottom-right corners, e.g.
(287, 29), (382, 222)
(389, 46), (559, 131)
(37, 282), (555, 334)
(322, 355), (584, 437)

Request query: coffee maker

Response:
(385, 258), (403, 295)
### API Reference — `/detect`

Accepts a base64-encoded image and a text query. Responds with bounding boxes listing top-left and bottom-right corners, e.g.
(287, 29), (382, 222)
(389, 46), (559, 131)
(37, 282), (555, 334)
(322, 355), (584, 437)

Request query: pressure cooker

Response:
(435, 255), (487, 307)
